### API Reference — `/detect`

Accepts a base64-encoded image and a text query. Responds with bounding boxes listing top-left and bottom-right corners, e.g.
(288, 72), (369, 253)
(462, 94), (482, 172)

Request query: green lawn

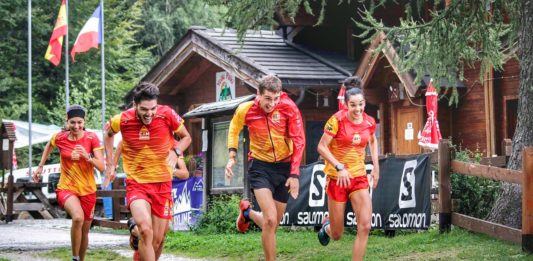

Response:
(164, 226), (531, 260)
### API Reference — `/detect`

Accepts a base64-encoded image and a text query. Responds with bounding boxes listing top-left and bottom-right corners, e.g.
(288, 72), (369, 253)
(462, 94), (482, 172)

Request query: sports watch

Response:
(335, 163), (345, 172)
(173, 148), (182, 157)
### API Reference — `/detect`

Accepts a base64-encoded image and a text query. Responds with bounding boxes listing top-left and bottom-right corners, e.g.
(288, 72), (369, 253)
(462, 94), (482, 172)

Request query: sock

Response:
(243, 208), (251, 222)
(72, 256), (80, 261)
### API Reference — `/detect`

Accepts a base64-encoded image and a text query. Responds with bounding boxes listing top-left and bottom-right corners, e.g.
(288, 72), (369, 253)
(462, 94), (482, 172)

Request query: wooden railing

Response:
(92, 178), (129, 229)
(438, 139), (533, 253)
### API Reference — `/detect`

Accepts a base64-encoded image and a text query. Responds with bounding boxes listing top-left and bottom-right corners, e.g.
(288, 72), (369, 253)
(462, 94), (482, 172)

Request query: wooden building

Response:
(133, 3), (519, 195)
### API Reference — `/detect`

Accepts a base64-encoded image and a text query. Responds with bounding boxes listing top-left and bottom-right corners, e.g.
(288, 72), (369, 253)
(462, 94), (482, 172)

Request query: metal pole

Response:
(65, 0), (69, 109)
(100, 0), (105, 132)
(28, 0), (32, 171)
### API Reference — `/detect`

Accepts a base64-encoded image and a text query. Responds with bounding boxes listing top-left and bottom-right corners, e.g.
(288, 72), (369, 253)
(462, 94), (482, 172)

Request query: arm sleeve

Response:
(91, 133), (104, 152)
(109, 114), (122, 133)
(287, 104), (306, 176)
(324, 116), (339, 137)
(50, 133), (59, 148)
(227, 102), (251, 151)
(170, 108), (185, 134)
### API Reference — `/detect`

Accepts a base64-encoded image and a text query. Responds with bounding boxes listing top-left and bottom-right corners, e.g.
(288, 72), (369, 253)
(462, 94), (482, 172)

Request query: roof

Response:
(0, 121), (17, 141)
(143, 27), (355, 91)
(183, 94), (256, 118)
(355, 32), (465, 97)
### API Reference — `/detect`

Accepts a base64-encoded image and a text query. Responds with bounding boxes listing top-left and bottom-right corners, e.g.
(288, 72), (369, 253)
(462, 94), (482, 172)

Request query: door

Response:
(395, 106), (422, 155)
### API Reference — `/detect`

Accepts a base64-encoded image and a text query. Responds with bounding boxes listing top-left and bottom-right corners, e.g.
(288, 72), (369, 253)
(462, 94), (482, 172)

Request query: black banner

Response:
(276, 154), (432, 230)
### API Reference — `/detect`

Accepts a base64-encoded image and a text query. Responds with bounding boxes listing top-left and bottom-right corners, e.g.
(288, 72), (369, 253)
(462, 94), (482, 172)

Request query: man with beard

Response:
(104, 82), (191, 261)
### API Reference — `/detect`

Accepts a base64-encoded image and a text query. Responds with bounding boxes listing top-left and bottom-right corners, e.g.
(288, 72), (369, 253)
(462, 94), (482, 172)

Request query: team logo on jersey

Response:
(271, 111), (280, 124)
(352, 133), (361, 145)
(139, 126), (150, 140)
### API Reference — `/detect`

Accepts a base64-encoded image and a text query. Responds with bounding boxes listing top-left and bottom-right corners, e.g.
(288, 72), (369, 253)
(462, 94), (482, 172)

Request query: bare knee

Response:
(137, 221), (154, 240)
(330, 229), (343, 241)
(357, 221), (371, 235)
(263, 215), (278, 230)
(71, 214), (84, 226)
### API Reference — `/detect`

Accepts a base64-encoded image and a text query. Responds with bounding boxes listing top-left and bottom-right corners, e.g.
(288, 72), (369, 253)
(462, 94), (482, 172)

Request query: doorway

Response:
(395, 106), (422, 155)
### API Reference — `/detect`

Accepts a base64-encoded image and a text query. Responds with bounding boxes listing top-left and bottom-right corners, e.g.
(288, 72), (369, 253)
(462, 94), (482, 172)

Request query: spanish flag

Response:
(44, 0), (67, 66)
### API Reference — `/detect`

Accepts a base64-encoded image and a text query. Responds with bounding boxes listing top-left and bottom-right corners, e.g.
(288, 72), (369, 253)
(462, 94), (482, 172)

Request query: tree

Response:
(208, 0), (532, 228)
(140, 0), (227, 57)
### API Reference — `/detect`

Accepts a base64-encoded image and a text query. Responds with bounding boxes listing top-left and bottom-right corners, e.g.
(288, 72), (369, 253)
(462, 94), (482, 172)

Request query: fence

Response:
(438, 139), (533, 253)
(92, 177), (129, 229)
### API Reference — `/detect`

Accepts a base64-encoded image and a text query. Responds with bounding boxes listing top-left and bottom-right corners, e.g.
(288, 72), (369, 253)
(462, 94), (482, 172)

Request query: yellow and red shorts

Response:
(56, 189), (96, 221)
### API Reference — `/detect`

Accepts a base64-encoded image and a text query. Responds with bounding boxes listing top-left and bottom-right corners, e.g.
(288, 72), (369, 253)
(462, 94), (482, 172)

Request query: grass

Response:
(42, 248), (129, 261)
(164, 226), (532, 260)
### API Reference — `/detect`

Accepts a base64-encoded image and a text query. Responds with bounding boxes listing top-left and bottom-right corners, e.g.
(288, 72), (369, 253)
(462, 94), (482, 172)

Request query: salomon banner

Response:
(277, 154), (431, 229)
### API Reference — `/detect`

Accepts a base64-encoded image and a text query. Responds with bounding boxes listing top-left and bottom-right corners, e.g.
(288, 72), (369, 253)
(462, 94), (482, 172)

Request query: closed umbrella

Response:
(418, 79), (442, 150)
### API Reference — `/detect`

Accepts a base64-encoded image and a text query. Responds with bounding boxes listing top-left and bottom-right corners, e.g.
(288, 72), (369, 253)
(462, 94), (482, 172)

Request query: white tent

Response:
(3, 119), (122, 148)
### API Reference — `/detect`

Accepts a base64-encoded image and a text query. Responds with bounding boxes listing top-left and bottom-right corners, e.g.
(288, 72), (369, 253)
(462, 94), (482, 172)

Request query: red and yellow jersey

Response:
(108, 105), (184, 183)
(228, 92), (305, 175)
(52, 131), (103, 196)
(323, 111), (376, 178)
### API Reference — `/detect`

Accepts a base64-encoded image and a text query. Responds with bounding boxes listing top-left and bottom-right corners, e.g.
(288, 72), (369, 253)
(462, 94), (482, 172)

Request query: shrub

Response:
(192, 194), (242, 234)
(450, 146), (501, 219)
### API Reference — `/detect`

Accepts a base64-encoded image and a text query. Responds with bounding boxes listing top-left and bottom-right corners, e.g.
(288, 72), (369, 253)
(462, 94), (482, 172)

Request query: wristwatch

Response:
(173, 148), (182, 157)
(335, 163), (345, 172)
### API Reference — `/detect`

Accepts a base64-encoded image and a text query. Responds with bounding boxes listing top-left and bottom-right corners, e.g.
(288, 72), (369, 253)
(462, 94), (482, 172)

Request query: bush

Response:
(450, 146), (501, 219)
(192, 194), (242, 234)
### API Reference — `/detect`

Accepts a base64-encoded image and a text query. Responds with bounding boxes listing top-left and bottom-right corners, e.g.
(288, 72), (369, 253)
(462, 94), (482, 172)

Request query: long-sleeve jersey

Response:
(228, 92), (305, 175)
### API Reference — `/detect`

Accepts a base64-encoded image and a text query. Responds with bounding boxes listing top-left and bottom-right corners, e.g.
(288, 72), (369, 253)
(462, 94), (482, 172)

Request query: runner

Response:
(33, 105), (105, 261)
(225, 74), (305, 261)
(316, 76), (379, 261)
(104, 82), (191, 261)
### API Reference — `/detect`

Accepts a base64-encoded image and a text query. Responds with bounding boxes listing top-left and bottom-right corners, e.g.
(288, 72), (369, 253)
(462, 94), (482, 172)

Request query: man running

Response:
(104, 82), (191, 261)
(225, 74), (305, 261)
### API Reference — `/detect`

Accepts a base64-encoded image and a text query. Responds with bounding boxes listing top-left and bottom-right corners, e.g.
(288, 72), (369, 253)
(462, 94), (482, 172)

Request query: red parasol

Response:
(338, 84), (346, 110)
(418, 79), (442, 150)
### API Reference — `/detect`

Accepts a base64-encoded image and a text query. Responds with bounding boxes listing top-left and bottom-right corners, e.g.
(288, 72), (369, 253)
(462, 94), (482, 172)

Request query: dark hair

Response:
(258, 74), (282, 94)
(133, 82), (159, 104)
(342, 76), (364, 103)
(66, 104), (86, 119)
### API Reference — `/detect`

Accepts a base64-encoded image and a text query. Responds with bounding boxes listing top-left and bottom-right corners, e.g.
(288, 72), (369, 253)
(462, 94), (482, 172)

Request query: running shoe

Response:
(318, 216), (330, 246)
(128, 217), (139, 250)
(236, 199), (251, 233)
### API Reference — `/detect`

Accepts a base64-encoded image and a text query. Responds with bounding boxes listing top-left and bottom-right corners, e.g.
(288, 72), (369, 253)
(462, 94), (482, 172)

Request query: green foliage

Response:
(191, 194), (243, 234)
(43, 247), (129, 261)
(450, 145), (501, 219)
(139, 0), (227, 57)
(357, 0), (520, 106)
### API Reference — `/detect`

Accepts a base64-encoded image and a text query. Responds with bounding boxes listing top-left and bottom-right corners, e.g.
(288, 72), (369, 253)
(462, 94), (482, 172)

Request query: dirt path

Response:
(0, 219), (205, 261)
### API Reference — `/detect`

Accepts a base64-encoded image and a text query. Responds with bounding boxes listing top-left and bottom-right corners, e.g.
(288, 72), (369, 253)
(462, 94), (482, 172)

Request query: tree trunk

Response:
(487, 0), (533, 228)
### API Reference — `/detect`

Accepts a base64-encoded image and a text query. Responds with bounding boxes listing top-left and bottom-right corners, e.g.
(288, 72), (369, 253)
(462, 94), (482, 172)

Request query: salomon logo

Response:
(398, 160), (417, 209)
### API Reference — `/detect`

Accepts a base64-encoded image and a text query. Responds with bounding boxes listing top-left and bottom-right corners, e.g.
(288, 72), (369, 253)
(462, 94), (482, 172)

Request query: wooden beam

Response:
(452, 212), (521, 244)
(523, 147), (533, 253)
(169, 58), (212, 95)
(92, 218), (128, 229)
(355, 34), (383, 87)
(96, 189), (126, 198)
(479, 156), (507, 167)
(484, 68), (495, 156)
(450, 160), (522, 184)
(13, 202), (44, 212)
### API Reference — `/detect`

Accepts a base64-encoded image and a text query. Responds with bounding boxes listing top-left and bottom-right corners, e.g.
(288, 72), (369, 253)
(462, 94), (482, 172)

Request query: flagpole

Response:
(27, 0), (32, 170)
(65, 0), (69, 109)
(100, 0), (105, 132)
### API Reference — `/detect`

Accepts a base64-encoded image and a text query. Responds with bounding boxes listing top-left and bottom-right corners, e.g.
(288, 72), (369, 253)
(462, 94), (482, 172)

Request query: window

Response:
(211, 121), (245, 189)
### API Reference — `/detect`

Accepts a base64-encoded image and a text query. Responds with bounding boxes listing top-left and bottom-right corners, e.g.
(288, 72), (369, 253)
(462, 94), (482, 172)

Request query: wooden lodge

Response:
(131, 2), (519, 195)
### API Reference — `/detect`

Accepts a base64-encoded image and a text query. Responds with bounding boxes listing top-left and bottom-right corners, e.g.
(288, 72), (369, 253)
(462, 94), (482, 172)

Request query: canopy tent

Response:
(2, 119), (122, 148)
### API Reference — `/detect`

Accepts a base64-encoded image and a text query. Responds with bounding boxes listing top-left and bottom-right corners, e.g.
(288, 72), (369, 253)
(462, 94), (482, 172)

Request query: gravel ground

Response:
(0, 218), (205, 261)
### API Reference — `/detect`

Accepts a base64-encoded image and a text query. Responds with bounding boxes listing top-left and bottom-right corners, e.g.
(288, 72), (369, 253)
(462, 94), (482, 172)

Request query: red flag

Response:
(44, 0), (67, 66)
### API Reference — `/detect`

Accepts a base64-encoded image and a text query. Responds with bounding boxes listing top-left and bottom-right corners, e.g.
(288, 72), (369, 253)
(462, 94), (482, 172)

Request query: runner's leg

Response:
(130, 199), (154, 261)
(79, 220), (92, 261)
(326, 199), (346, 240)
(63, 196), (84, 258)
(253, 188), (280, 261)
(349, 190), (372, 261)
(152, 214), (170, 259)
